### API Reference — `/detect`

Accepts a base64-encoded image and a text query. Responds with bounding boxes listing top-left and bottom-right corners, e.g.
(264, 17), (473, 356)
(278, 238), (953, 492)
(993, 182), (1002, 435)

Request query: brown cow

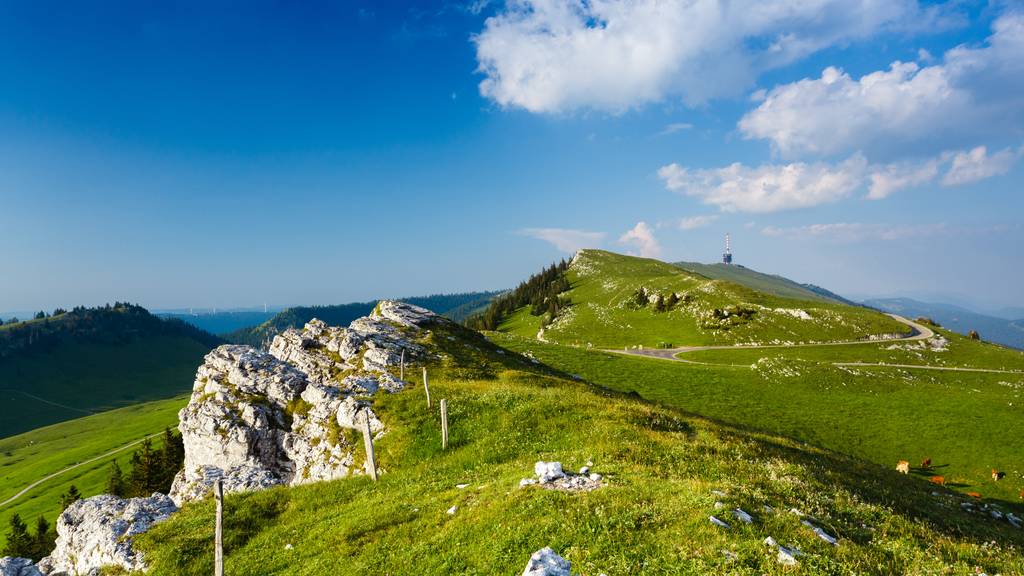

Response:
(929, 475), (945, 486)
(920, 458), (931, 469)
(992, 469), (1004, 481)
(896, 460), (910, 474)
(966, 491), (982, 498)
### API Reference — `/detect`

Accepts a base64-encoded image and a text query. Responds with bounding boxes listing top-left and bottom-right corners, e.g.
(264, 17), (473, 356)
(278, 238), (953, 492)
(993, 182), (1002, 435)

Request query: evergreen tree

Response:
(159, 428), (184, 488)
(106, 461), (126, 497)
(59, 485), (82, 511)
(2, 513), (32, 558)
(35, 311), (46, 320)
(31, 515), (55, 559)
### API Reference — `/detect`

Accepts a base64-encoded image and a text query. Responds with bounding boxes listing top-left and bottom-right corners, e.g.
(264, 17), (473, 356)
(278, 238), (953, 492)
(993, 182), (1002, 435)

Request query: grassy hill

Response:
(865, 297), (1024, 351)
(226, 292), (500, 347)
(673, 261), (855, 305)
(496, 250), (907, 349)
(0, 396), (186, 552)
(129, 323), (1024, 574)
(0, 304), (219, 438)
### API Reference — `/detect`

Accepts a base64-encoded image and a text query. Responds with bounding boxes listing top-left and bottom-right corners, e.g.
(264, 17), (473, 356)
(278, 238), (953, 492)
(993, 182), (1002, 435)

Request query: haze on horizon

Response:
(2, 1), (1022, 313)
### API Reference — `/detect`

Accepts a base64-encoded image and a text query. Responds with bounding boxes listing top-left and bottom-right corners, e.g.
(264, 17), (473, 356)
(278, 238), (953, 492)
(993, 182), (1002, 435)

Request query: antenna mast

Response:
(723, 233), (733, 265)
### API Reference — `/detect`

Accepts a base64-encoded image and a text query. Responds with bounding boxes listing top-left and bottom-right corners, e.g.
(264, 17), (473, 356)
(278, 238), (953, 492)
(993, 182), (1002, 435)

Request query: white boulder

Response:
(522, 547), (571, 576)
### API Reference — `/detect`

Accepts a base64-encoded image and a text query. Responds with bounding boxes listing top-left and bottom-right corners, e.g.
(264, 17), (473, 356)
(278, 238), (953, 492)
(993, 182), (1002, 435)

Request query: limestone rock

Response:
(523, 462), (603, 492)
(0, 558), (41, 576)
(522, 547), (571, 576)
(37, 494), (176, 575)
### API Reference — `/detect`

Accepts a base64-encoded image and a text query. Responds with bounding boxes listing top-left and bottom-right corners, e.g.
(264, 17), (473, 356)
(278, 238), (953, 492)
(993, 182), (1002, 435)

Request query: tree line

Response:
(3, 428), (184, 561)
(465, 260), (571, 331)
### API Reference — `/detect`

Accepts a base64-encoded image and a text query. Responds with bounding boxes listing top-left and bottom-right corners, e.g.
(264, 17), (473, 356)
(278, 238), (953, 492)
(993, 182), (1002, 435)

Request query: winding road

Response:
(0, 431), (165, 509)
(605, 314), (1022, 374)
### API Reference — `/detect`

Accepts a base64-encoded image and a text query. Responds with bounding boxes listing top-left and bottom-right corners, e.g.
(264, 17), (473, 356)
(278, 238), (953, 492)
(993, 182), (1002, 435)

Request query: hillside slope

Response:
(226, 291), (500, 347)
(0, 304), (219, 438)
(498, 250), (907, 349)
(673, 261), (854, 305)
(865, 297), (1024, 350)
(122, 305), (1023, 574)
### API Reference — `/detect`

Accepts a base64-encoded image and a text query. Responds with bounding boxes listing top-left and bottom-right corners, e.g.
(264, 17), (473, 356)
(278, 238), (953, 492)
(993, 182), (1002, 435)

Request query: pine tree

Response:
(106, 461), (126, 497)
(2, 513), (32, 558)
(159, 428), (184, 489)
(31, 515), (55, 560)
(59, 485), (82, 511)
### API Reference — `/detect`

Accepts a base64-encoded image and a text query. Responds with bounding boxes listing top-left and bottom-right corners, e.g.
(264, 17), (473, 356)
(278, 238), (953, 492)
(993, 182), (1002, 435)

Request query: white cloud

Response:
(473, 0), (946, 114)
(760, 222), (948, 242)
(867, 158), (941, 199)
(658, 122), (693, 136)
(675, 215), (718, 230)
(518, 227), (605, 253)
(942, 145), (1020, 186)
(738, 12), (1024, 158)
(658, 155), (867, 213)
(619, 221), (661, 258)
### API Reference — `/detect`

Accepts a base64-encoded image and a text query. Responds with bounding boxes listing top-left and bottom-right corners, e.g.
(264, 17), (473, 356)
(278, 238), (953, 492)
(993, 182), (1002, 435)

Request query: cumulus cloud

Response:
(675, 215), (718, 230)
(739, 12), (1024, 158)
(619, 221), (661, 258)
(760, 222), (948, 242)
(867, 158), (941, 199)
(658, 155), (867, 213)
(942, 145), (1021, 186)
(473, 0), (946, 113)
(661, 142), (1021, 210)
(518, 227), (605, 252)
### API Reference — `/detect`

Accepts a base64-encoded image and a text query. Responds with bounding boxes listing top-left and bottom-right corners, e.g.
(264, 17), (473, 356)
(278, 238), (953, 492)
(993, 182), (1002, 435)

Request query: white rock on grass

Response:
(0, 558), (42, 576)
(36, 493), (177, 575)
(523, 462), (603, 492)
(535, 461), (565, 482)
(764, 536), (802, 566)
(522, 547), (571, 576)
(802, 520), (838, 545)
(709, 516), (730, 529)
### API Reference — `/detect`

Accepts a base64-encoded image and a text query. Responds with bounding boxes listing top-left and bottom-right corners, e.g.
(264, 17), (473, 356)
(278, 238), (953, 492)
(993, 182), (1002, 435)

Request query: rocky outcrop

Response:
(36, 494), (177, 575)
(171, 301), (438, 504)
(0, 558), (42, 576)
(519, 461), (603, 492)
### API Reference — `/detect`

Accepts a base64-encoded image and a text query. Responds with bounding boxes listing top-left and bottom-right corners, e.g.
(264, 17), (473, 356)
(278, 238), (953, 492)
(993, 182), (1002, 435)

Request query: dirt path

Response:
(0, 431), (164, 509)
(604, 315), (1023, 374)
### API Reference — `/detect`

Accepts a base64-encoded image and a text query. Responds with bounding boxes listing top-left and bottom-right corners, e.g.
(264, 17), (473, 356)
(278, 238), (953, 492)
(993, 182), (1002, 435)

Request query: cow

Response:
(966, 491), (982, 498)
(896, 460), (910, 474)
(920, 458), (931, 469)
(929, 475), (945, 486)
(992, 469), (1004, 481)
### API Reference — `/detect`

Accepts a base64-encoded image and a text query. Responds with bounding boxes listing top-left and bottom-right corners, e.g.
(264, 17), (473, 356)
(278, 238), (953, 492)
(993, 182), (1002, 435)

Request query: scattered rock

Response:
(802, 520), (838, 545)
(709, 515), (730, 529)
(0, 558), (42, 576)
(37, 493), (177, 575)
(284, 543), (294, 550)
(522, 547), (571, 576)
(764, 536), (802, 566)
(447, 505), (458, 515)
(456, 483), (470, 489)
(521, 461), (603, 492)
(733, 508), (754, 524)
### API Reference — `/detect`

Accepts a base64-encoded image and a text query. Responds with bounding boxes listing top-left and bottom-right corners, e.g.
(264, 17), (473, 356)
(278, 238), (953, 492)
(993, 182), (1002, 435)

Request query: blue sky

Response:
(1, 0), (1022, 313)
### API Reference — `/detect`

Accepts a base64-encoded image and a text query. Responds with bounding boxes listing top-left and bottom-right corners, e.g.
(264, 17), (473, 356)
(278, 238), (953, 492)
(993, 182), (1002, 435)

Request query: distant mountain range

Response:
(156, 310), (278, 335)
(226, 291), (502, 347)
(862, 297), (1024, 350)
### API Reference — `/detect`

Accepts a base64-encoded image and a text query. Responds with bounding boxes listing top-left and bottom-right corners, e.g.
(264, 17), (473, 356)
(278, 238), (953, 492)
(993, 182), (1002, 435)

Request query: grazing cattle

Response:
(966, 491), (982, 498)
(1019, 489), (1024, 500)
(929, 475), (945, 486)
(992, 469), (1004, 481)
(896, 460), (910, 474)
(920, 458), (931, 468)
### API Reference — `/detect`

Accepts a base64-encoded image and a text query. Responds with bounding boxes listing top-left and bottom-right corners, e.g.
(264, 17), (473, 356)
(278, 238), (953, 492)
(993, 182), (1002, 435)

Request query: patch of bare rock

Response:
(520, 461), (603, 492)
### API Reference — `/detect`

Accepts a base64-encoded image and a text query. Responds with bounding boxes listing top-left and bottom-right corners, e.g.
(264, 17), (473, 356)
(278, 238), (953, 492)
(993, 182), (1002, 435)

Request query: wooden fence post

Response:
(440, 399), (449, 450)
(214, 478), (224, 576)
(400, 349), (405, 381)
(362, 411), (378, 481)
(423, 367), (431, 408)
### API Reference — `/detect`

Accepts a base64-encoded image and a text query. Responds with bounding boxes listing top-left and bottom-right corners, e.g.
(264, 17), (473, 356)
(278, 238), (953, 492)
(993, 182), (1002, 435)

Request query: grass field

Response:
(0, 396), (187, 550)
(136, 348), (1024, 575)
(0, 335), (207, 438)
(500, 250), (908, 349)
(673, 261), (841, 304)
(490, 331), (1024, 504)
